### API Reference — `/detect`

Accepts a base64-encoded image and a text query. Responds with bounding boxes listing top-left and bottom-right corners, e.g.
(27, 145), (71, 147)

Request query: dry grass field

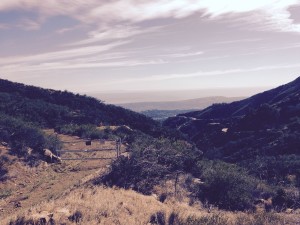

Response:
(3, 184), (300, 225)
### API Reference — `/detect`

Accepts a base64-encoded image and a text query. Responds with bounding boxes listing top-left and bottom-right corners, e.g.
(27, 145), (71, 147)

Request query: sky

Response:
(0, 0), (300, 103)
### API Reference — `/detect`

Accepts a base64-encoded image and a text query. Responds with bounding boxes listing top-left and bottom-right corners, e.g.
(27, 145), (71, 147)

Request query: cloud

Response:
(17, 18), (41, 30)
(121, 63), (300, 83)
(163, 51), (204, 58)
(1, 58), (167, 72)
(69, 25), (162, 46)
(0, 41), (129, 66)
(1, 0), (300, 33)
(0, 37), (167, 72)
(215, 38), (262, 45)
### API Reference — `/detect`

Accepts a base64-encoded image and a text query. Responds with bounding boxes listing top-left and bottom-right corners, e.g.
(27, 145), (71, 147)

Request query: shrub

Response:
(272, 188), (300, 211)
(98, 136), (201, 194)
(44, 134), (63, 153)
(68, 210), (83, 223)
(168, 212), (180, 225)
(241, 155), (300, 185)
(196, 160), (257, 211)
(149, 211), (166, 225)
(0, 158), (8, 181)
(56, 124), (107, 139)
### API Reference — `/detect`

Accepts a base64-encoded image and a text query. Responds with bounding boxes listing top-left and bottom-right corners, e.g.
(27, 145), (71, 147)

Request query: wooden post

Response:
(174, 172), (179, 197)
(55, 133), (59, 157)
(117, 138), (121, 157)
(116, 139), (119, 158)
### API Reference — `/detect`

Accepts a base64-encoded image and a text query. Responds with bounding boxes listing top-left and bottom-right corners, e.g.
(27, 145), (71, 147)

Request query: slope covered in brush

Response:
(164, 76), (300, 162)
(0, 79), (162, 136)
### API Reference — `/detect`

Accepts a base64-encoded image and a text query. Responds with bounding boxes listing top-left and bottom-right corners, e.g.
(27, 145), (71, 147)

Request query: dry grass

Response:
(3, 184), (300, 225)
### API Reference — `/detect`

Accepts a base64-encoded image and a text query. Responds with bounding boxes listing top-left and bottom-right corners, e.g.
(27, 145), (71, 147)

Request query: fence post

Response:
(118, 138), (121, 157)
(116, 139), (119, 158)
(55, 133), (59, 157)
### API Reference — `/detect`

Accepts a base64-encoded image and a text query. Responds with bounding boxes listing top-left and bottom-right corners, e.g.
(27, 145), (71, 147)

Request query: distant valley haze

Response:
(86, 86), (270, 104)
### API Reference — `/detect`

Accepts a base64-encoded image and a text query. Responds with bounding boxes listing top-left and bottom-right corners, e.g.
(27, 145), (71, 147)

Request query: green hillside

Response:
(0, 79), (160, 133)
(0, 79), (178, 159)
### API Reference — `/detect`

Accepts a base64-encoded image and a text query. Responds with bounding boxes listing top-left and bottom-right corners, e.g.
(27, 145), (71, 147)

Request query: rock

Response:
(192, 178), (204, 184)
(1, 142), (8, 146)
(14, 202), (21, 208)
(286, 208), (293, 214)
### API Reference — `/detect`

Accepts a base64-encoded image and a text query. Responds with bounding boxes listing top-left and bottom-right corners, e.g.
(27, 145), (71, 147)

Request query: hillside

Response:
(0, 79), (161, 136)
(119, 96), (244, 112)
(181, 76), (300, 120)
(164, 76), (300, 166)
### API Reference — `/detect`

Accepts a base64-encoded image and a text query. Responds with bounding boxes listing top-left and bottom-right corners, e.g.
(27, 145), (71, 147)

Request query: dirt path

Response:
(0, 133), (124, 219)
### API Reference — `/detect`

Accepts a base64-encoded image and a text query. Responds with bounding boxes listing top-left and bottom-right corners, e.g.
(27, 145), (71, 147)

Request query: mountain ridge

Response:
(164, 76), (300, 162)
(119, 96), (245, 112)
(180, 76), (300, 120)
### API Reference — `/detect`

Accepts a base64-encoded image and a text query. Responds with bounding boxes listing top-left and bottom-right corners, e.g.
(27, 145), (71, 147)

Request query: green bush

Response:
(0, 113), (46, 154)
(98, 136), (201, 194)
(241, 155), (300, 185)
(272, 188), (300, 211)
(56, 124), (106, 139)
(44, 134), (63, 153)
(196, 160), (257, 211)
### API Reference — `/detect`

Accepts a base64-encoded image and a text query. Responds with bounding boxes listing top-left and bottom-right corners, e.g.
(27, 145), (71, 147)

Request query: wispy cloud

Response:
(1, 58), (167, 72)
(0, 41), (129, 66)
(215, 38), (262, 45)
(69, 25), (162, 46)
(121, 63), (300, 83)
(163, 51), (204, 58)
(17, 18), (41, 30)
(1, 0), (299, 33)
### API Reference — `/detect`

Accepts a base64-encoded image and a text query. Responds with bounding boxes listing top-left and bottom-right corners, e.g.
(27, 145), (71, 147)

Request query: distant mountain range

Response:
(164, 76), (300, 162)
(119, 96), (244, 112)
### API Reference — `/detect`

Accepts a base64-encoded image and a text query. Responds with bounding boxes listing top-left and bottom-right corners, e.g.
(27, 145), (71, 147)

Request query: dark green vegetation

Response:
(162, 76), (300, 210)
(0, 79), (176, 153)
(1, 77), (300, 213)
(0, 79), (161, 135)
(0, 78), (177, 174)
(164, 76), (300, 163)
(141, 109), (194, 121)
(99, 136), (202, 194)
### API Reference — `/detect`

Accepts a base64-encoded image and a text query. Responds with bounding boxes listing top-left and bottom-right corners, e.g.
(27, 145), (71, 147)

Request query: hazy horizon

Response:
(86, 86), (273, 104)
